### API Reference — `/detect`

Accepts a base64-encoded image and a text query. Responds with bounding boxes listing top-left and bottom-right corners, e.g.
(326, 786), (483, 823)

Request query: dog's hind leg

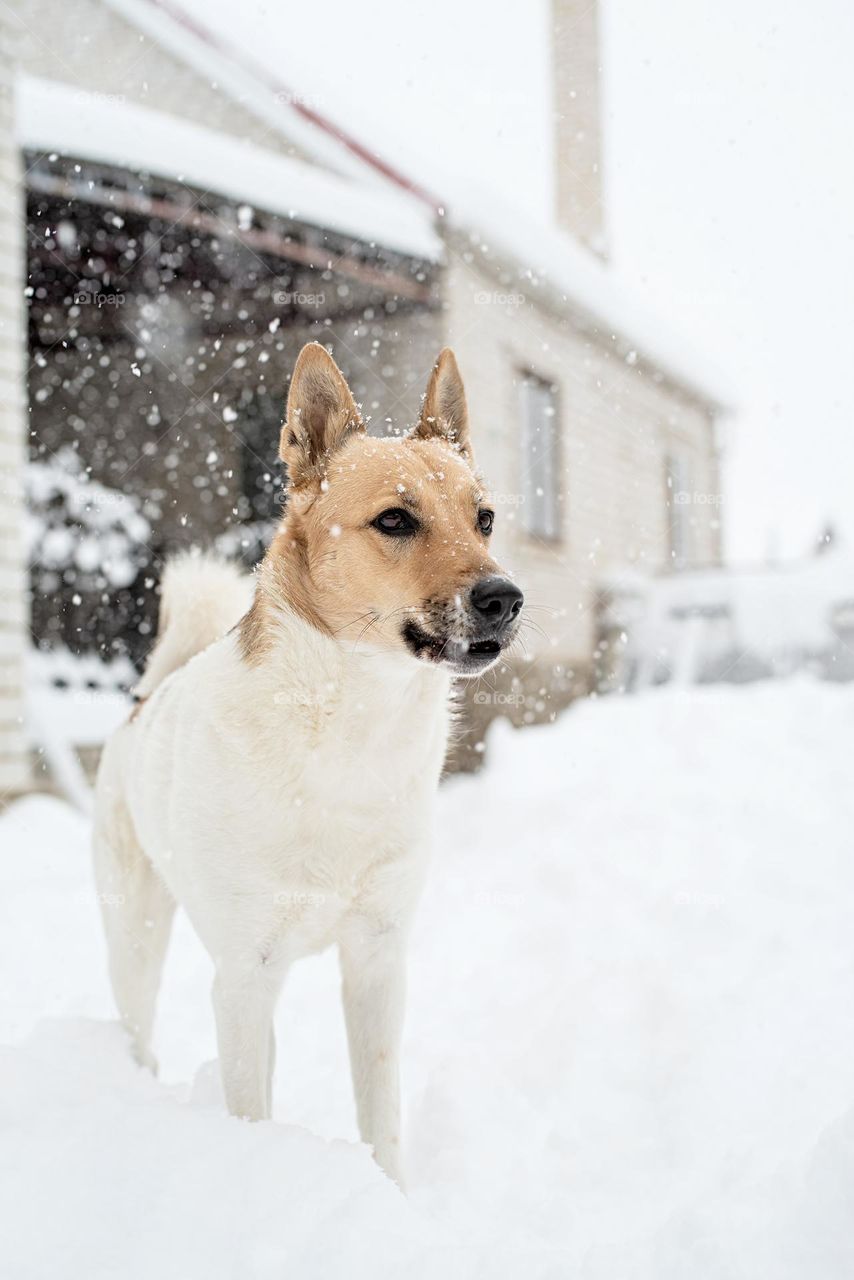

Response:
(93, 808), (175, 1074)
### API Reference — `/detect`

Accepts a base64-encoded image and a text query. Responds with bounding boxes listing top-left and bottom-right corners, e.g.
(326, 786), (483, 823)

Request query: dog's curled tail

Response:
(135, 552), (254, 698)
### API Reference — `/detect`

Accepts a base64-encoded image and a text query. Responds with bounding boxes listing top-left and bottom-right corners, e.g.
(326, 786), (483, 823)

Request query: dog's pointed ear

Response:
(413, 348), (473, 463)
(279, 343), (364, 486)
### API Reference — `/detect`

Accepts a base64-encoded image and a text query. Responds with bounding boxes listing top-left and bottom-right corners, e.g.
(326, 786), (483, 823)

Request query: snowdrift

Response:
(1, 680), (853, 1278)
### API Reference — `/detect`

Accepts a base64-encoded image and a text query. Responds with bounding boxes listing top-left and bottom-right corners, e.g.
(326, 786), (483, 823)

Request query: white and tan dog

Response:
(93, 343), (523, 1186)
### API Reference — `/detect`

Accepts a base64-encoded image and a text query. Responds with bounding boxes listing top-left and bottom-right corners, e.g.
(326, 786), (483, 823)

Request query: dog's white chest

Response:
(283, 680), (444, 858)
(124, 632), (451, 964)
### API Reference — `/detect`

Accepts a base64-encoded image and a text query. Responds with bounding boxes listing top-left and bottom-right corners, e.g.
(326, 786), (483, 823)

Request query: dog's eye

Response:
(477, 509), (494, 536)
(372, 507), (419, 537)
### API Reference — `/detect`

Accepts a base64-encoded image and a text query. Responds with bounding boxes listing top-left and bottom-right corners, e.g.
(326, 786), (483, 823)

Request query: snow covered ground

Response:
(2, 679), (853, 1278)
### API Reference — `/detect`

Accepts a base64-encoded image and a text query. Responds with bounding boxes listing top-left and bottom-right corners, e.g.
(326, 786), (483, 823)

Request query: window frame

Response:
(664, 448), (694, 567)
(517, 368), (563, 544)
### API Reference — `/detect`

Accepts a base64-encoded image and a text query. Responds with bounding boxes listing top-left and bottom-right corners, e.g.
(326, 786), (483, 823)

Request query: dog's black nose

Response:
(469, 576), (524, 632)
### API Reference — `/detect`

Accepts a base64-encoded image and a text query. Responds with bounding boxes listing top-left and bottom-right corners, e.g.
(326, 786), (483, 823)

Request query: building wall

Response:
(443, 251), (721, 686)
(0, 18), (29, 795)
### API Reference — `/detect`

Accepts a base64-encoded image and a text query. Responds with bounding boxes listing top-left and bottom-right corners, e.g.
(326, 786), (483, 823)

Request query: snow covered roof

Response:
(16, 70), (442, 263)
(16, 0), (729, 407)
(104, 0), (444, 209)
(445, 196), (733, 410)
(98, 0), (728, 408)
(16, 74), (441, 262)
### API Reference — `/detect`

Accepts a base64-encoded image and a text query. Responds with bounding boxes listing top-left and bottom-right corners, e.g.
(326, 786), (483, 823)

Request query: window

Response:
(664, 451), (693, 566)
(519, 372), (561, 540)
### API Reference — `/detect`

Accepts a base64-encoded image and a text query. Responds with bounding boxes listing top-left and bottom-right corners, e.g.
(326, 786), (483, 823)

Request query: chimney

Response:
(552, 0), (607, 257)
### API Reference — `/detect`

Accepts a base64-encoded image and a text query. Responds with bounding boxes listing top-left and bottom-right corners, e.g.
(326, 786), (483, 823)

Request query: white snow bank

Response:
(2, 681), (854, 1276)
(1, 1020), (455, 1280)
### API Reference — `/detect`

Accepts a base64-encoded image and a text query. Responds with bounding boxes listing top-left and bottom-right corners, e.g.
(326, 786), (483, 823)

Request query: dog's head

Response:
(268, 342), (523, 676)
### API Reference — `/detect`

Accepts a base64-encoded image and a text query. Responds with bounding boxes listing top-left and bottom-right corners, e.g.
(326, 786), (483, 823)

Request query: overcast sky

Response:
(181, 0), (854, 562)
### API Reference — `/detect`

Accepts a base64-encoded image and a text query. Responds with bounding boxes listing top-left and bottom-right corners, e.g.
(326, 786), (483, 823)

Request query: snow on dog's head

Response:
(251, 342), (523, 676)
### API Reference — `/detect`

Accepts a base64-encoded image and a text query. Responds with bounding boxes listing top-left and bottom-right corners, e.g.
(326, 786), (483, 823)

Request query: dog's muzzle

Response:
(401, 575), (524, 675)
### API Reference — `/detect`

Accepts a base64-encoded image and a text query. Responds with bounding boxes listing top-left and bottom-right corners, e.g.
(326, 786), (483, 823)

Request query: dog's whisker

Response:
(346, 604), (418, 655)
(522, 605), (560, 615)
(331, 610), (375, 637)
(519, 616), (550, 644)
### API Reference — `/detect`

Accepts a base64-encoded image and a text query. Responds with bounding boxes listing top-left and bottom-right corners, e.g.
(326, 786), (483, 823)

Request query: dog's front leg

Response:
(213, 961), (283, 1122)
(339, 919), (407, 1188)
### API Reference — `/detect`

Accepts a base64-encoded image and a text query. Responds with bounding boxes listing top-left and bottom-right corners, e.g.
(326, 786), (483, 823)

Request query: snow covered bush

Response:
(26, 448), (161, 674)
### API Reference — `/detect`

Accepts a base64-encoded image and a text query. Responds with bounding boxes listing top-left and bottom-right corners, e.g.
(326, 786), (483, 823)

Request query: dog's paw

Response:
(374, 1142), (406, 1193)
